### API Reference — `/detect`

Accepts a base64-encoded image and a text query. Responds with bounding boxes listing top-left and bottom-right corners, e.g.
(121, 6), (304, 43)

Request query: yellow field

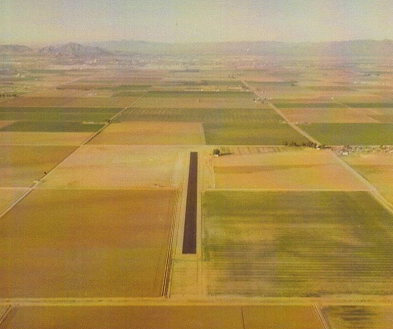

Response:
(0, 189), (177, 298)
(0, 306), (244, 329)
(90, 121), (205, 145)
(0, 188), (29, 214)
(0, 132), (94, 145)
(0, 145), (76, 187)
(343, 152), (393, 204)
(281, 108), (378, 123)
(322, 305), (393, 329)
(39, 145), (187, 189)
(27, 89), (88, 98)
(243, 306), (324, 329)
(214, 148), (366, 190)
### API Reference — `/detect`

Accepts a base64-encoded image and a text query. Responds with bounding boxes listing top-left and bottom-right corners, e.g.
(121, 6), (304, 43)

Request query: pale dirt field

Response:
(64, 97), (138, 108)
(0, 145), (77, 187)
(90, 121), (206, 145)
(0, 188), (29, 214)
(0, 132), (94, 145)
(243, 306), (324, 329)
(0, 189), (177, 298)
(280, 108), (379, 123)
(132, 97), (262, 109)
(214, 148), (367, 190)
(0, 97), (74, 107)
(322, 305), (393, 329)
(39, 145), (187, 189)
(343, 152), (393, 204)
(0, 306), (244, 329)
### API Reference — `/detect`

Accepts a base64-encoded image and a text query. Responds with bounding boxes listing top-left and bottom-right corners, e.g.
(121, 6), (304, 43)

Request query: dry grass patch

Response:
(0, 132), (93, 145)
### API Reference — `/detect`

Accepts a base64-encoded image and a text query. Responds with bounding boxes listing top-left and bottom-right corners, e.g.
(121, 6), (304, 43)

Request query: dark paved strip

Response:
(183, 152), (198, 254)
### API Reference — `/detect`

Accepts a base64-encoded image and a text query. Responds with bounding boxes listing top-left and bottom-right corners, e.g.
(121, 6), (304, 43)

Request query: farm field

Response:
(0, 132), (94, 145)
(0, 107), (120, 122)
(0, 97), (74, 107)
(203, 122), (309, 145)
(322, 305), (393, 329)
(203, 190), (393, 297)
(0, 145), (76, 187)
(117, 107), (282, 123)
(342, 152), (393, 204)
(280, 108), (378, 123)
(213, 148), (366, 190)
(0, 305), (326, 329)
(39, 145), (187, 189)
(0, 188), (29, 214)
(0, 121), (105, 132)
(64, 97), (139, 108)
(0, 189), (176, 298)
(299, 123), (393, 145)
(90, 121), (205, 145)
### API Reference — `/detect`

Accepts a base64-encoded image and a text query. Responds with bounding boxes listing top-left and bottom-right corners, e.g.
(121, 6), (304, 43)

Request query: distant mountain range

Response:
(91, 39), (393, 57)
(1, 40), (393, 57)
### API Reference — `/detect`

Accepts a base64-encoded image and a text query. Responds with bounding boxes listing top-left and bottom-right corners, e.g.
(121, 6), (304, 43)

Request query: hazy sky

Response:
(1, 0), (392, 44)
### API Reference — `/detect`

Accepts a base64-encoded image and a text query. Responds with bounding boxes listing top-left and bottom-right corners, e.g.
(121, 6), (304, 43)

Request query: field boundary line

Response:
(241, 80), (321, 145)
(314, 305), (329, 329)
(331, 150), (393, 215)
(0, 305), (12, 326)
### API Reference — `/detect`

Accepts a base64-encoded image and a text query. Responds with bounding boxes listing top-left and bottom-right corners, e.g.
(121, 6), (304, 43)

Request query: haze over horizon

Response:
(1, 0), (392, 45)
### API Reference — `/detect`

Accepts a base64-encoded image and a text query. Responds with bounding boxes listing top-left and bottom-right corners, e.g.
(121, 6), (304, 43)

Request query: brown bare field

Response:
(280, 108), (378, 123)
(0, 306), (244, 329)
(0, 189), (176, 298)
(0, 188), (29, 214)
(243, 306), (324, 329)
(90, 121), (205, 145)
(64, 97), (138, 108)
(0, 145), (76, 187)
(0, 97), (73, 107)
(26, 89), (89, 98)
(0, 132), (93, 145)
(132, 97), (264, 109)
(343, 152), (393, 204)
(39, 145), (187, 189)
(214, 149), (366, 190)
(0, 121), (13, 129)
(322, 305), (393, 329)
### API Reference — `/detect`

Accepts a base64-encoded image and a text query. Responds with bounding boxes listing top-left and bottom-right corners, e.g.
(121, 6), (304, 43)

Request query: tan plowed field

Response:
(214, 149), (366, 190)
(0, 189), (177, 298)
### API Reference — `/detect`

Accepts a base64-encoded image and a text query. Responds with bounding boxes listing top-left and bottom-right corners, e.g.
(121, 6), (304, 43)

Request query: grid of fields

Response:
(203, 191), (393, 297)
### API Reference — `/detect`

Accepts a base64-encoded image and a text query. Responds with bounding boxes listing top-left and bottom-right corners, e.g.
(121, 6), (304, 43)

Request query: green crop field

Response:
(0, 121), (105, 132)
(0, 112), (116, 122)
(203, 190), (393, 297)
(0, 107), (121, 113)
(203, 123), (309, 145)
(299, 123), (393, 145)
(117, 108), (283, 124)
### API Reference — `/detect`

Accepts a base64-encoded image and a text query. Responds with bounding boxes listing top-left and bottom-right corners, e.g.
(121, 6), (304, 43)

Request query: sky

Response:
(1, 0), (392, 45)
